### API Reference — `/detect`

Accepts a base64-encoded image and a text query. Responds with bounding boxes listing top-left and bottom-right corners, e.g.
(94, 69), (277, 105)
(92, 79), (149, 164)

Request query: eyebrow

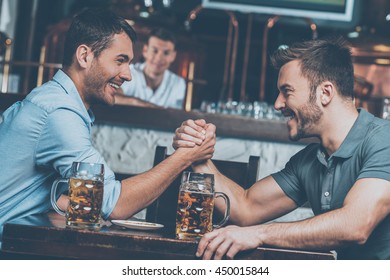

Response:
(279, 84), (291, 91)
(117, 54), (131, 62)
(150, 46), (173, 52)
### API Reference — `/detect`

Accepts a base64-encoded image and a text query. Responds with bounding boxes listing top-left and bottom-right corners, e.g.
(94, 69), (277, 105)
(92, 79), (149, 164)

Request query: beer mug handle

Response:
(50, 178), (67, 216)
(213, 192), (230, 228)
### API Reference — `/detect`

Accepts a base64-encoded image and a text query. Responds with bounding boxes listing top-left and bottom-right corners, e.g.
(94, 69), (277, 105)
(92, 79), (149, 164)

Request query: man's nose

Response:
(155, 51), (165, 61)
(121, 65), (132, 82)
(274, 93), (285, 110)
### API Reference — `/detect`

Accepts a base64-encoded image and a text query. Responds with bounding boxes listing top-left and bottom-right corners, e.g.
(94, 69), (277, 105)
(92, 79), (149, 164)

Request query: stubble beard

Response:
(289, 99), (323, 141)
(84, 61), (113, 106)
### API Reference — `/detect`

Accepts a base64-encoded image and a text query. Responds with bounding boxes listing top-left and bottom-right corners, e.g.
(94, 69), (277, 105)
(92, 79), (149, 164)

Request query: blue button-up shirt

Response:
(0, 70), (121, 242)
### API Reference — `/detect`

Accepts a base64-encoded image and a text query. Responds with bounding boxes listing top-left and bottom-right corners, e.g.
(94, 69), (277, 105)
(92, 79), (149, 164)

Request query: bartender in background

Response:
(115, 28), (186, 109)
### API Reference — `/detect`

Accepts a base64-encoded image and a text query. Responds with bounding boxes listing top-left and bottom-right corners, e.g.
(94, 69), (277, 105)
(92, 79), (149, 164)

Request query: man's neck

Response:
(63, 67), (90, 110)
(143, 68), (164, 92)
(320, 104), (359, 156)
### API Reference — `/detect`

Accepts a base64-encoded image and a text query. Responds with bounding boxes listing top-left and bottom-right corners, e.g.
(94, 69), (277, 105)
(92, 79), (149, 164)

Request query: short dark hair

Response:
(62, 8), (137, 67)
(147, 28), (177, 47)
(270, 37), (354, 99)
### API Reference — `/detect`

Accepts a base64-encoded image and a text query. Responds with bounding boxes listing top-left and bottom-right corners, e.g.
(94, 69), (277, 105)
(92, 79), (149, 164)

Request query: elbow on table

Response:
(108, 206), (137, 221)
(351, 231), (370, 245)
(348, 223), (375, 245)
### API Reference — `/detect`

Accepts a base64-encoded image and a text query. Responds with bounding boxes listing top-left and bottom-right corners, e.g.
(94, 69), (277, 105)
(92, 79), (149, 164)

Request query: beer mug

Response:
(176, 171), (230, 239)
(50, 162), (104, 229)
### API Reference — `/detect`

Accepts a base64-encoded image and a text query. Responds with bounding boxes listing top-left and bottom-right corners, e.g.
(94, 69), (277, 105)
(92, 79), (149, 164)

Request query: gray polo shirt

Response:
(272, 109), (390, 259)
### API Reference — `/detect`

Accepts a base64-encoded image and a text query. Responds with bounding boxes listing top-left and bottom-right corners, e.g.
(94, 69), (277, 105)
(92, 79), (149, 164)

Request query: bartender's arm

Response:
(114, 92), (159, 108)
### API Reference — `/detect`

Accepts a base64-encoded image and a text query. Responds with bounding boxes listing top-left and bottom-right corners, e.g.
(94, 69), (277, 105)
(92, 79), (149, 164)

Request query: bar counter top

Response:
(0, 93), (312, 144)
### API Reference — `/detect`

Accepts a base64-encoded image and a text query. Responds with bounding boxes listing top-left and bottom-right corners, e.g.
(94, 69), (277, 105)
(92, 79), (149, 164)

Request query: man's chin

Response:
(102, 90), (116, 106)
(288, 134), (301, 142)
(105, 96), (116, 106)
(287, 127), (302, 142)
(90, 95), (115, 107)
(287, 124), (298, 141)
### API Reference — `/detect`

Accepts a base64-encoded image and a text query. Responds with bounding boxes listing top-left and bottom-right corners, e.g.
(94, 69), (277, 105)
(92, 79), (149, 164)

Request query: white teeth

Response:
(109, 83), (119, 89)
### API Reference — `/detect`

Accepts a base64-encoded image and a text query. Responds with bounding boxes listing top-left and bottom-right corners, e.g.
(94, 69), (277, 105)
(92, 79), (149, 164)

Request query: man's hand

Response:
(196, 225), (263, 260)
(173, 119), (210, 149)
(174, 121), (216, 164)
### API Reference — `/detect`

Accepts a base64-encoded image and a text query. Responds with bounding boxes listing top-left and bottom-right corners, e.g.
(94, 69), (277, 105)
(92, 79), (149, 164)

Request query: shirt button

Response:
(324, 192), (330, 197)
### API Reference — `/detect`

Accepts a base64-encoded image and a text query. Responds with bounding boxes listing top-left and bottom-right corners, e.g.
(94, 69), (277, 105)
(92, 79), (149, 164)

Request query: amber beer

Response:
(66, 177), (104, 228)
(175, 171), (230, 240)
(176, 187), (214, 239)
(51, 162), (105, 229)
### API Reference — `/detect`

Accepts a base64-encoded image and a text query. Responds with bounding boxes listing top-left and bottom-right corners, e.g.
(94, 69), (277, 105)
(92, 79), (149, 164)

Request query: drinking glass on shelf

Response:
(253, 101), (268, 119)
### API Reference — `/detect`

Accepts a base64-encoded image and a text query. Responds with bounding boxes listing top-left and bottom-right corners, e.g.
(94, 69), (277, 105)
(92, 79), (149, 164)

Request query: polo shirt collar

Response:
(331, 108), (373, 159)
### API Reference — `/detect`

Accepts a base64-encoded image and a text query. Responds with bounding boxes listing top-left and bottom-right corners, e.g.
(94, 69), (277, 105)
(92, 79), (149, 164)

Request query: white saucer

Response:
(111, 220), (164, 231)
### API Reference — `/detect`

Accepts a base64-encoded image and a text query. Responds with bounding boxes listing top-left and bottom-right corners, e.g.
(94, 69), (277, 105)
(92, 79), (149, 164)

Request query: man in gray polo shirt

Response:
(173, 38), (390, 259)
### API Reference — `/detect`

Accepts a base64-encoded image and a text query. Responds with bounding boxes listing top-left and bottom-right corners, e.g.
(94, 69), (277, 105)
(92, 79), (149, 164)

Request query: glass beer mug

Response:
(50, 162), (104, 229)
(176, 171), (230, 239)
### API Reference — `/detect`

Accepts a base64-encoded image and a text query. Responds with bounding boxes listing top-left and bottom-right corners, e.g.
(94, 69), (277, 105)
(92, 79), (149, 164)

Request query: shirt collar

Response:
(52, 70), (95, 125)
(331, 108), (374, 159)
(139, 62), (167, 95)
(138, 63), (148, 89)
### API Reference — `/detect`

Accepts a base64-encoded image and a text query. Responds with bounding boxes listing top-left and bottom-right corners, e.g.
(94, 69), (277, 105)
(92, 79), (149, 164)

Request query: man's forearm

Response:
(259, 207), (365, 250)
(109, 149), (193, 219)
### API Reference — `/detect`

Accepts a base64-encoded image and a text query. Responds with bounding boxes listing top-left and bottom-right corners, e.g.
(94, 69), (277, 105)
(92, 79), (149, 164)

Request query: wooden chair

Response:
(145, 146), (260, 233)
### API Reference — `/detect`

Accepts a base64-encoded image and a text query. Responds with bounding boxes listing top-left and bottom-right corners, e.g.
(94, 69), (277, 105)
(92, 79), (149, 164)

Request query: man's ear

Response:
(142, 44), (148, 58)
(171, 50), (177, 61)
(75, 45), (93, 69)
(319, 82), (335, 106)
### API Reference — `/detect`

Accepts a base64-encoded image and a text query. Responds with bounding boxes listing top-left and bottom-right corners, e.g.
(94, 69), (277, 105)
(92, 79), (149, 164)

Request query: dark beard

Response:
(290, 100), (323, 141)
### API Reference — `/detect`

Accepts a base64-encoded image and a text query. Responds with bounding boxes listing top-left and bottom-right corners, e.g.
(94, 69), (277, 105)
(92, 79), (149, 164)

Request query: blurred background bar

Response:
(0, 0), (389, 116)
(1, 1), (389, 223)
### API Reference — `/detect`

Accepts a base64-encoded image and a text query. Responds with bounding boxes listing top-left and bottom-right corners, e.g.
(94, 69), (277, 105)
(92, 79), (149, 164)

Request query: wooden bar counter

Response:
(1, 212), (335, 260)
(0, 93), (312, 144)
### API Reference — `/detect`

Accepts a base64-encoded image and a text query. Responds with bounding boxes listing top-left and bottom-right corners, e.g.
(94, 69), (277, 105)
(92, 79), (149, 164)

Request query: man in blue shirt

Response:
(173, 38), (390, 259)
(0, 8), (215, 243)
